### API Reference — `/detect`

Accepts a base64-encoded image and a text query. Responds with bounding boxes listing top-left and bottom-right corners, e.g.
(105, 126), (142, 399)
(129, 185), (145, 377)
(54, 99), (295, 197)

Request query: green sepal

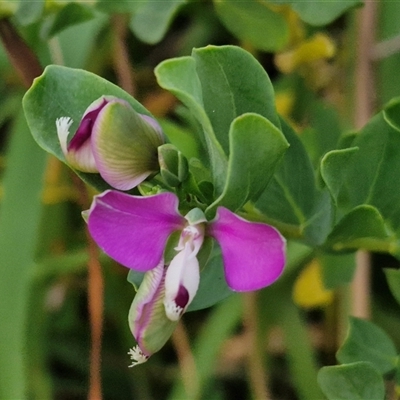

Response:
(158, 144), (189, 187)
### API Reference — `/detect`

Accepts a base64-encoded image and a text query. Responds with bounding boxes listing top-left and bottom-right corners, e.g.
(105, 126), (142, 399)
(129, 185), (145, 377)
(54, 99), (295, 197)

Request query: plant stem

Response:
(171, 321), (199, 398)
(0, 18), (42, 86)
(243, 292), (271, 400)
(73, 176), (104, 400)
(351, 0), (377, 320)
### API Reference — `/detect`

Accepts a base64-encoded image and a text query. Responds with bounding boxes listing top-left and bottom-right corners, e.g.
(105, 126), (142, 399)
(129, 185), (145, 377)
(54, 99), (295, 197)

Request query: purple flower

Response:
(87, 189), (286, 364)
(56, 96), (164, 190)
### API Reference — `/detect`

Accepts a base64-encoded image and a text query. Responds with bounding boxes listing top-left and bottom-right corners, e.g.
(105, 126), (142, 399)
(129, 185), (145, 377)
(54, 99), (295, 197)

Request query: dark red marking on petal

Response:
(175, 285), (189, 309)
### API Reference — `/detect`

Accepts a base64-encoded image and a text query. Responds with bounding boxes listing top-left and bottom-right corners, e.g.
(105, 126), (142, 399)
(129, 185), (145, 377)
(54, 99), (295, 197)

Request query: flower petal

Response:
(208, 207), (286, 291)
(128, 260), (178, 359)
(164, 240), (200, 321)
(91, 101), (164, 190)
(88, 190), (184, 271)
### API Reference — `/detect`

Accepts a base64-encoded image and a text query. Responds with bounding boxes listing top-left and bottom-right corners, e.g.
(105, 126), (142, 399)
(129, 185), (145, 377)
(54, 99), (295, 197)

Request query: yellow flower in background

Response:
(293, 259), (334, 309)
(275, 91), (295, 119)
(275, 33), (336, 75)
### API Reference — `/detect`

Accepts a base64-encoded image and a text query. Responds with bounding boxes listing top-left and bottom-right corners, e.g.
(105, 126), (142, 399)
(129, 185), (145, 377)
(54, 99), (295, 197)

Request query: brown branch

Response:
(242, 292), (271, 400)
(352, 1), (378, 320)
(112, 14), (135, 96)
(171, 320), (199, 398)
(0, 18), (42, 87)
(72, 175), (104, 400)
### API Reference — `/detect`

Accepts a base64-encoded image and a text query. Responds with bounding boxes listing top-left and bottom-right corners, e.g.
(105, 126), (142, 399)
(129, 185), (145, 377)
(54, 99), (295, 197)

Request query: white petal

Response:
(56, 117), (73, 156)
(164, 242), (200, 321)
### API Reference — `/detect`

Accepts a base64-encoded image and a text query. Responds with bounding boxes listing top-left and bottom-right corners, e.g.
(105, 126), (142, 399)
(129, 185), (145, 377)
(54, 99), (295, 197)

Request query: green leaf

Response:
(45, 3), (95, 39)
(321, 147), (359, 204)
(23, 65), (151, 191)
(254, 118), (331, 244)
(325, 205), (396, 253)
(318, 362), (385, 400)
(301, 99), (343, 166)
(192, 45), (281, 154)
(0, 108), (47, 399)
(384, 96), (400, 132)
(335, 110), (400, 256)
(130, 0), (187, 44)
(187, 245), (233, 312)
(15, 0), (44, 25)
(207, 113), (289, 214)
(320, 253), (356, 290)
(213, 0), (289, 51)
(337, 317), (397, 374)
(96, 0), (144, 13)
(156, 45), (282, 198)
(158, 119), (200, 160)
(155, 55), (228, 195)
(270, 0), (363, 26)
(384, 268), (400, 307)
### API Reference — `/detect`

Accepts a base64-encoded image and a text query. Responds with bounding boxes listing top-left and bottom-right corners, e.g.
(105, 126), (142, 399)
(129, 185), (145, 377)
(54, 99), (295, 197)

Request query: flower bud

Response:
(128, 261), (178, 366)
(56, 95), (165, 190)
(158, 144), (189, 187)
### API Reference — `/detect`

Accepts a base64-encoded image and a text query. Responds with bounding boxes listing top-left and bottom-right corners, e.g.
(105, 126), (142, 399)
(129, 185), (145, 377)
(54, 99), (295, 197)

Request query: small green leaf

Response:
(23, 65), (151, 191)
(270, 0), (363, 26)
(320, 253), (356, 290)
(96, 0), (143, 13)
(337, 317), (397, 375)
(187, 245), (233, 312)
(321, 147), (359, 204)
(318, 362), (385, 400)
(325, 205), (396, 253)
(45, 3), (95, 39)
(15, 0), (44, 25)
(155, 55), (228, 195)
(336, 110), (400, 253)
(130, 0), (187, 44)
(207, 113), (289, 214)
(192, 45), (281, 154)
(254, 118), (331, 244)
(384, 268), (400, 306)
(384, 96), (400, 131)
(214, 0), (289, 51)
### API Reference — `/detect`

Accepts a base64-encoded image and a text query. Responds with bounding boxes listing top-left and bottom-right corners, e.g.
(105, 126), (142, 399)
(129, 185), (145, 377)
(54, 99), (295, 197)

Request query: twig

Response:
(72, 175), (104, 400)
(171, 320), (199, 399)
(352, 0), (378, 320)
(372, 34), (400, 60)
(112, 14), (135, 96)
(0, 18), (42, 87)
(243, 292), (271, 400)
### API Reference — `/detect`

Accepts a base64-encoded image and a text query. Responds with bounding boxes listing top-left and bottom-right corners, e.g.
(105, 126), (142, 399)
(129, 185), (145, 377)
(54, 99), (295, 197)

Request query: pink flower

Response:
(87, 190), (286, 364)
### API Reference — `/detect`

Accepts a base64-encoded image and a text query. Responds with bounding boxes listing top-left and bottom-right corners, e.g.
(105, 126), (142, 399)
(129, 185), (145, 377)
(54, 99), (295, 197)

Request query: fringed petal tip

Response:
(209, 207), (286, 292)
(56, 117), (73, 156)
(128, 346), (149, 367)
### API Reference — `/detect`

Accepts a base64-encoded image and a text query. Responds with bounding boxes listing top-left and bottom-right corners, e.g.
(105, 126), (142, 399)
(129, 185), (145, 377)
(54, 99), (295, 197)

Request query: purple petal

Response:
(68, 97), (108, 151)
(208, 207), (286, 291)
(88, 190), (184, 271)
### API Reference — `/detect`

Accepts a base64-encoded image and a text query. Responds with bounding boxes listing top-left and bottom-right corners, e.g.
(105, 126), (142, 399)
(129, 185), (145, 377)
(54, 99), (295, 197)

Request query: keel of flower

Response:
(128, 346), (149, 367)
(164, 223), (204, 321)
